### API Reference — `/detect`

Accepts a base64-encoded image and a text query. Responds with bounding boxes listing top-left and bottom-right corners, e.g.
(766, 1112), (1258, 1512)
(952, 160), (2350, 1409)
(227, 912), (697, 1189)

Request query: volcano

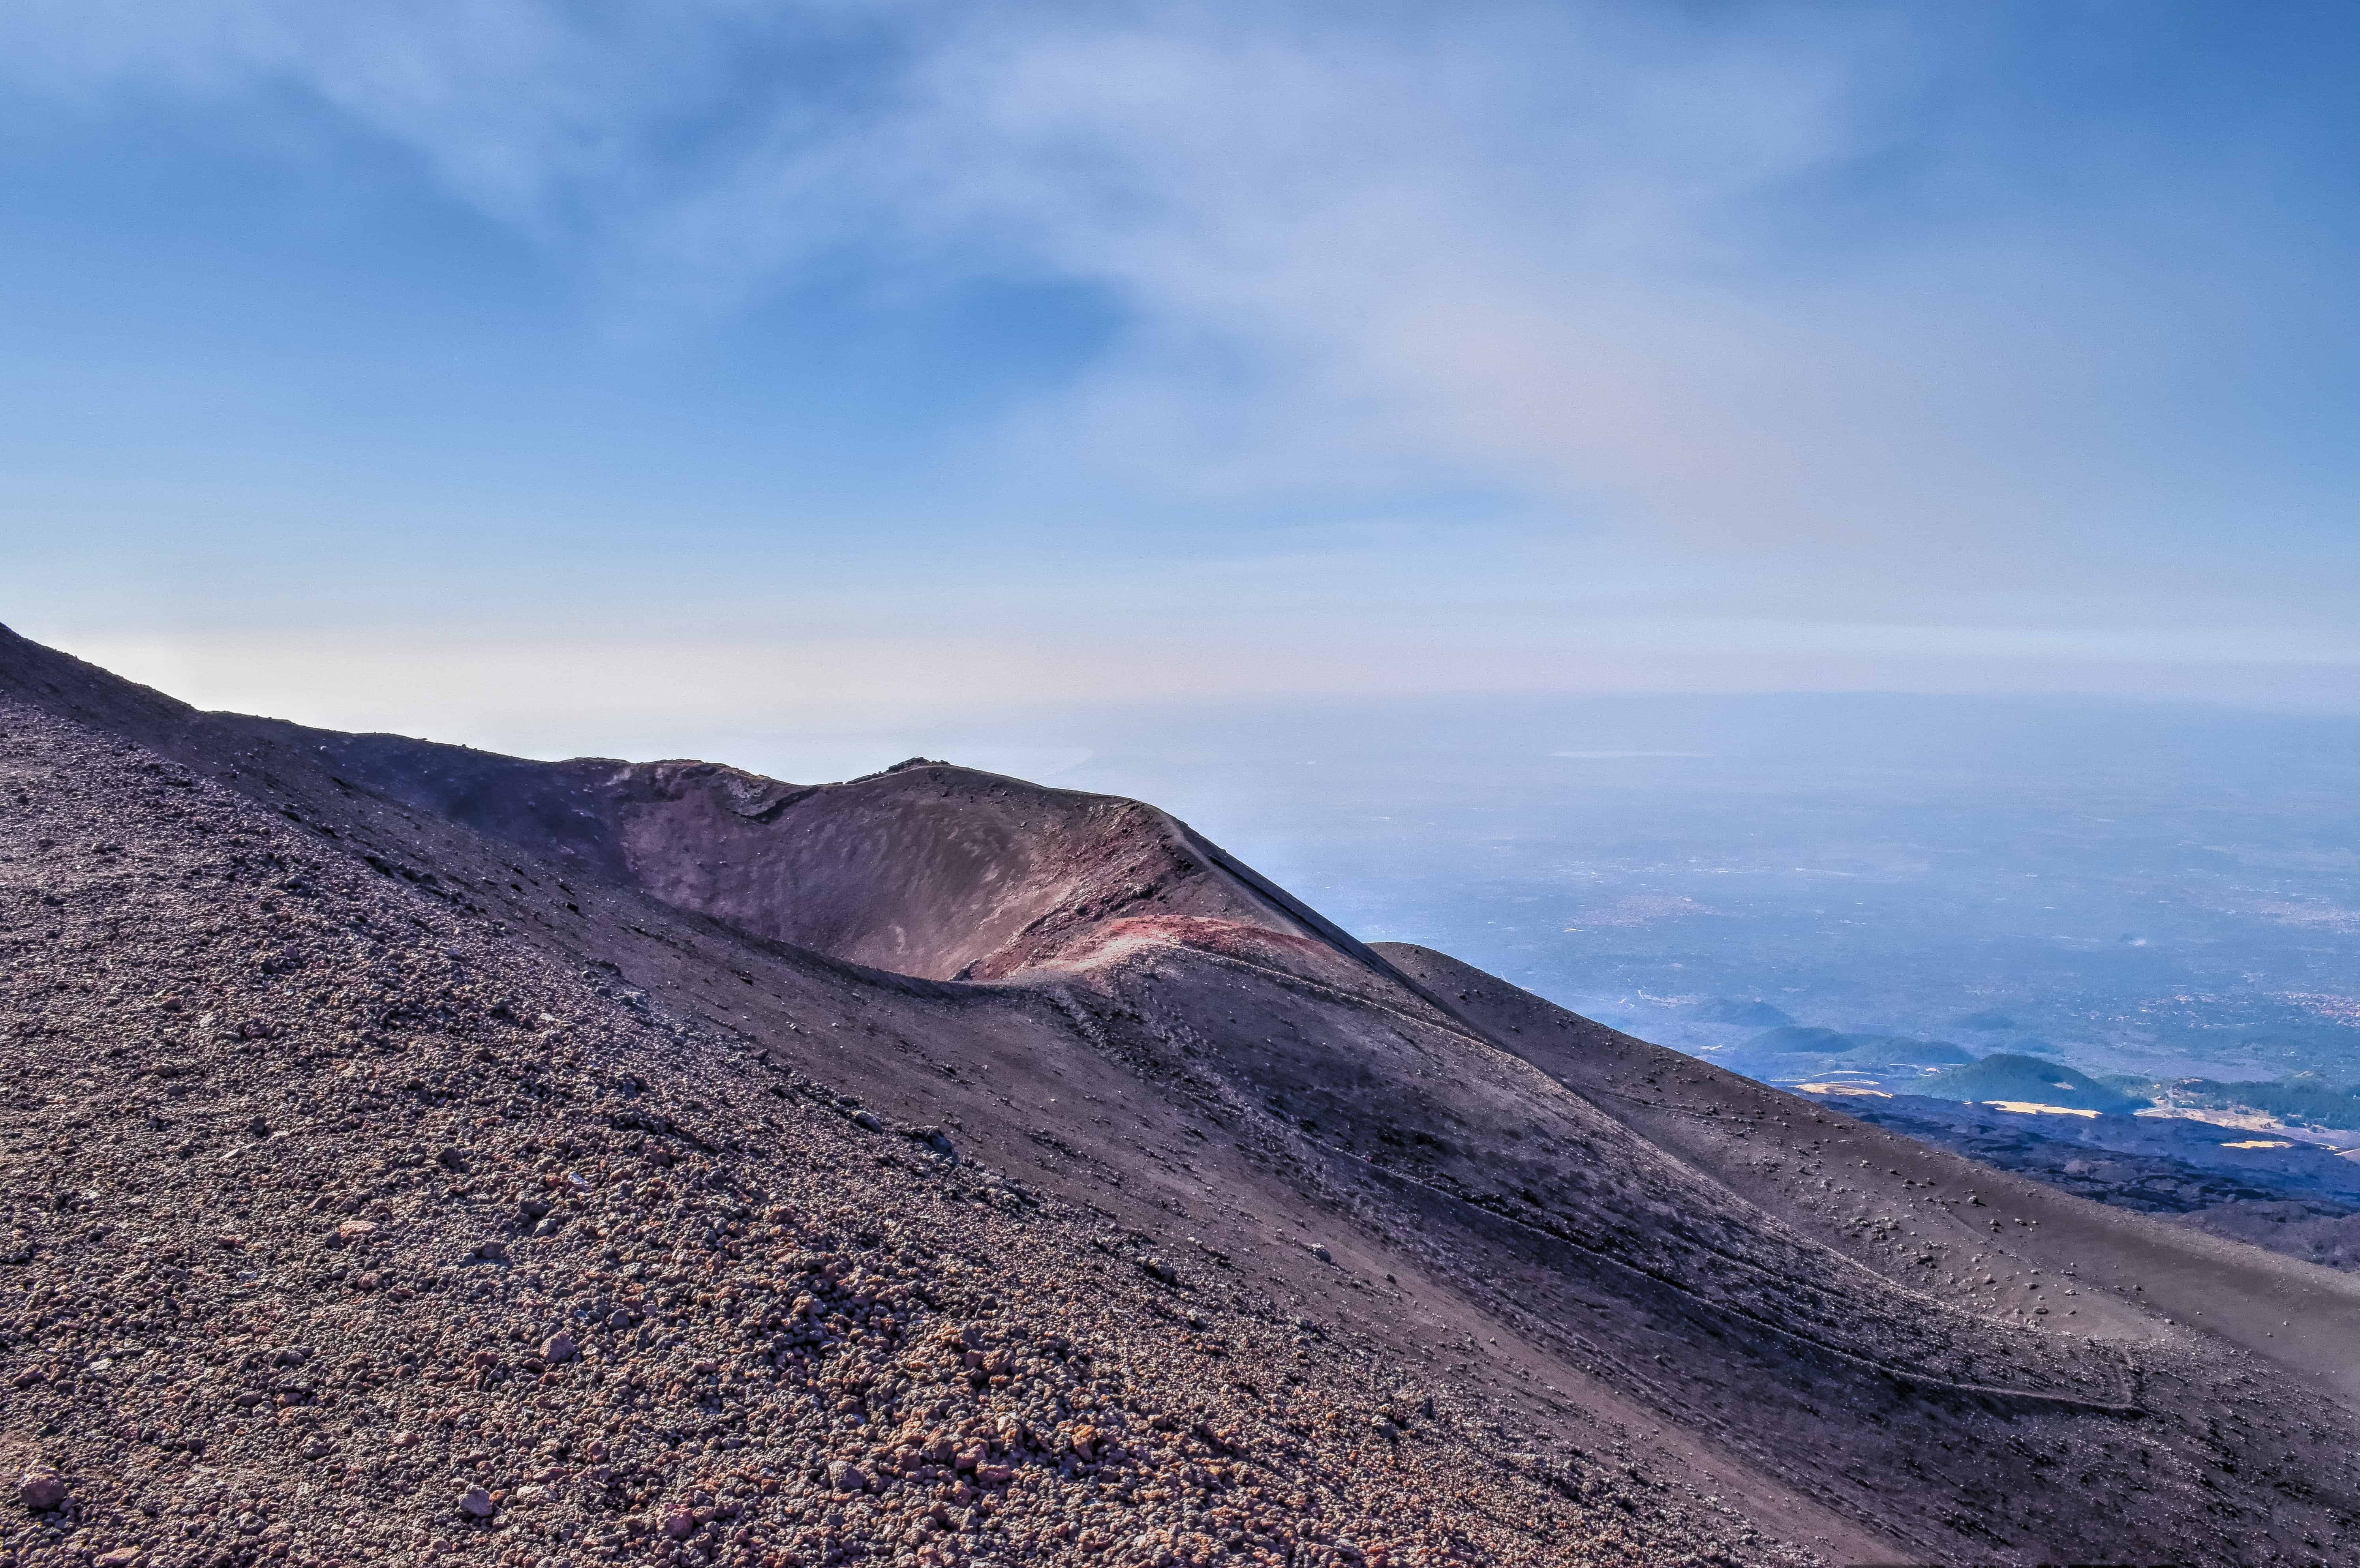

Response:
(3, 623), (2356, 1568)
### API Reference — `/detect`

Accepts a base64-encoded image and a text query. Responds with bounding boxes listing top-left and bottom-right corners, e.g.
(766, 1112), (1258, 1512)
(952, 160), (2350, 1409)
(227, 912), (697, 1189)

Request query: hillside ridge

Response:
(5, 623), (2358, 1568)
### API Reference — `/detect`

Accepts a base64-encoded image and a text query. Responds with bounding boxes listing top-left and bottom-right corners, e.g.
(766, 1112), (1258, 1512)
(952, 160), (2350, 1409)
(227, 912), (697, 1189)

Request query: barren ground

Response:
(4, 624), (2357, 1568)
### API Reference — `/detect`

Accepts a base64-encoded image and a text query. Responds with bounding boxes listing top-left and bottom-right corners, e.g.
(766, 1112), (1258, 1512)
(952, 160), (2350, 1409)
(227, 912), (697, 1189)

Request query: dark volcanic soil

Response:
(1784, 1089), (2360, 1275)
(3, 623), (2358, 1568)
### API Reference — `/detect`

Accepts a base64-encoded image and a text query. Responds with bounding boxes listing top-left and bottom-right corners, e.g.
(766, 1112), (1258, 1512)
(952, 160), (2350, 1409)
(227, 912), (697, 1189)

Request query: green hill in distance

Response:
(1919, 1053), (2147, 1113)
(2128, 1071), (2360, 1131)
(1834, 1036), (1975, 1068)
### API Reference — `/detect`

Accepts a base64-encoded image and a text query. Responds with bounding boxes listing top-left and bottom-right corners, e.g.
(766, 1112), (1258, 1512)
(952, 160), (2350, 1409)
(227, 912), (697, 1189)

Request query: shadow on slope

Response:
(8, 623), (2360, 1566)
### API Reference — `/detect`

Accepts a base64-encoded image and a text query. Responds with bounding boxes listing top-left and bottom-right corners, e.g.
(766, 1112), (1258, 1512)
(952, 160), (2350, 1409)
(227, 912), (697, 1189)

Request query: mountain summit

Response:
(3, 623), (2356, 1568)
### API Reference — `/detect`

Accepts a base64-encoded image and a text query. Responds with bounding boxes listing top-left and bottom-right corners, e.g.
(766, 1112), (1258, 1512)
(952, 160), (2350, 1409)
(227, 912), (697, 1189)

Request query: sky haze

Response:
(6, 1), (2359, 747)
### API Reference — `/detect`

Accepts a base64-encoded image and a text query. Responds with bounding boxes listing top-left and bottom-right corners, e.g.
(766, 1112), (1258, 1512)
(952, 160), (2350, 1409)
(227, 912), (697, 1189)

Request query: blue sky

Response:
(7, 1), (2360, 754)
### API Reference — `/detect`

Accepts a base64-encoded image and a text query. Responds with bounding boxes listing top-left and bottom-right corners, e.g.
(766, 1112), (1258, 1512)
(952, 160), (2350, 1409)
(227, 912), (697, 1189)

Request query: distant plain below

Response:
(759, 691), (2360, 1093)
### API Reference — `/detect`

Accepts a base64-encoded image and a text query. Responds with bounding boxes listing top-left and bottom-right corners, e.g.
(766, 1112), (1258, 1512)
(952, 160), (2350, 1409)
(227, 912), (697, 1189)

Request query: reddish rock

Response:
(17, 1469), (67, 1511)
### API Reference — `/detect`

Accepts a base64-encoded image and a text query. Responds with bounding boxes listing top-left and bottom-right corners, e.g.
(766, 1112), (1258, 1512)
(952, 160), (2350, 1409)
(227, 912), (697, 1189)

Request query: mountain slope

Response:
(208, 718), (1423, 1002)
(0, 639), (1767, 1568)
(5, 623), (2359, 1568)
(1381, 942), (2360, 1397)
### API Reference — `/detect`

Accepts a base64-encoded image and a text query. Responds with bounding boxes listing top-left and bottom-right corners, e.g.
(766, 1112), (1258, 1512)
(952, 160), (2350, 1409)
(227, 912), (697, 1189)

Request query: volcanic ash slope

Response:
(0, 657), (1791, 1568)
(4, 623), (2360, 1568)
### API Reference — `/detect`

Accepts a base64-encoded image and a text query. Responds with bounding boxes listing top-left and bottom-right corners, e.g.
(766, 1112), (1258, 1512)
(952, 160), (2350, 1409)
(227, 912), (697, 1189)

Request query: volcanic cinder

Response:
(2, 622), (2357, 1568)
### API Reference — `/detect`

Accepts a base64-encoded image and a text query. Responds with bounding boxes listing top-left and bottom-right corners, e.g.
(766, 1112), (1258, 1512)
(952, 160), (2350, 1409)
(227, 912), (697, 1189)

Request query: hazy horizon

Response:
(10, 3), (2360, 715)
(11, 4), (2359, 1097)
(22, 619), (2360, 1098)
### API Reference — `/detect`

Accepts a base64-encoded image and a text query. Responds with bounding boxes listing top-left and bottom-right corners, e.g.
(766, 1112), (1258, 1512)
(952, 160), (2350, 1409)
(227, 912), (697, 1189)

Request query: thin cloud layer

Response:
(6, 0), (2357, 708)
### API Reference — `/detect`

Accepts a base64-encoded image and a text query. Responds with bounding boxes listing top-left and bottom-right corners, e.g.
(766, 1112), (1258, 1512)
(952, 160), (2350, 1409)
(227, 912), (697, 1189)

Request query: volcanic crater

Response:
(2, 622), (2356, 1568)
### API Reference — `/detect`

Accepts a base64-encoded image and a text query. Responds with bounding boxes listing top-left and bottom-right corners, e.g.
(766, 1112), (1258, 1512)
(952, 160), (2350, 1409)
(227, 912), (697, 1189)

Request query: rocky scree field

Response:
(7, 623), (2360, 1568)
(0, 670), (1793, 1568)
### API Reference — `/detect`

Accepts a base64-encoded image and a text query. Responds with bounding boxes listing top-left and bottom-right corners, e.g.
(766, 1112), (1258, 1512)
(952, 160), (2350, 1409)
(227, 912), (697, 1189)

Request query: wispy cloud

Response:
(9, 1), (2356, 705)
(0, 6), (2005, 531)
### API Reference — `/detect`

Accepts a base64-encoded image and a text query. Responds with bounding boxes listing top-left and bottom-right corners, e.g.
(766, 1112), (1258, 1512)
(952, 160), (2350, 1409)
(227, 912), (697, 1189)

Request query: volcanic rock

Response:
(1, 621), (2358, 1568)
(17, 1469), (67, 1512)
